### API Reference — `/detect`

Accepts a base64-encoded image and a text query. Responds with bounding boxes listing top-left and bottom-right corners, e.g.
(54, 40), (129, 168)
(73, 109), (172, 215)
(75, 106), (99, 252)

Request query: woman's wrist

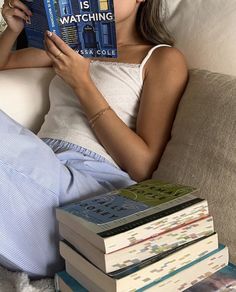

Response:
(5, 25), (23, 36)
(72, 75), (93, 95)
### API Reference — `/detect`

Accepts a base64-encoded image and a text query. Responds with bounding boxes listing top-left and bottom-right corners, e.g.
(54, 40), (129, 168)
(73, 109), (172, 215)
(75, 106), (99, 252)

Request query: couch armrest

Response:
(0, 67), (55, 133)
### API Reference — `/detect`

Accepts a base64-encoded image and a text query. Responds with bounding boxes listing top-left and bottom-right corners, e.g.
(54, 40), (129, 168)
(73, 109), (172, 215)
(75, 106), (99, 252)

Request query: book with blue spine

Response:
(55, 270), (87, 292)
(56, 179), (209, 253)
(22, 0), (117, 58)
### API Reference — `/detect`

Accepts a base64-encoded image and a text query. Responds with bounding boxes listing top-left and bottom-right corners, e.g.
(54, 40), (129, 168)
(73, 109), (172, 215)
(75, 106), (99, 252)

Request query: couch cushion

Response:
(153, 69), (236, 262)
(0, 68), (54, 133)
(165, 0), (236, 76)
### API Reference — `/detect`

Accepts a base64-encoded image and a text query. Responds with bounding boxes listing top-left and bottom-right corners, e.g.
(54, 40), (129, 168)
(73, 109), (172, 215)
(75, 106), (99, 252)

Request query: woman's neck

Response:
(115, 14), (145, 47)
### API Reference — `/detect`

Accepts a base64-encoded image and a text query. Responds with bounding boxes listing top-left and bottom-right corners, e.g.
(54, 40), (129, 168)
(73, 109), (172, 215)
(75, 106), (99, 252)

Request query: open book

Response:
(22, 0), (117, 58)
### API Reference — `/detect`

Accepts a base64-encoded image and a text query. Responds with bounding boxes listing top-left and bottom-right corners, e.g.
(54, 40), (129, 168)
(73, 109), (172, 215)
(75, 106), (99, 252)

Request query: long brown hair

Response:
(136, 0), (174, 46)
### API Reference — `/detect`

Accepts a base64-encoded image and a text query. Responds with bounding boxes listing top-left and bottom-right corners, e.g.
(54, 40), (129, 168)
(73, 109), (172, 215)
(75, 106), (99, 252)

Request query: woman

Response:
(0, 0), (188, 277)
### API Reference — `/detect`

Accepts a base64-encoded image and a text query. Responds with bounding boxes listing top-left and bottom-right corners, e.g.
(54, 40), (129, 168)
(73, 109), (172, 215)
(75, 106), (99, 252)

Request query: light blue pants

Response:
(0, 110), (135, 278)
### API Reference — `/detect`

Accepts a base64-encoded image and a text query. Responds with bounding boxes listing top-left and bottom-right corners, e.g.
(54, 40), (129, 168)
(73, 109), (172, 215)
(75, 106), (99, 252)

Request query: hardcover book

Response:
(59, 233), (221, 292)
(22, 0), (117, 58)
(56, 179), (208, 253)
(55, 246), (229, 292)
(59, 215), (214, 273)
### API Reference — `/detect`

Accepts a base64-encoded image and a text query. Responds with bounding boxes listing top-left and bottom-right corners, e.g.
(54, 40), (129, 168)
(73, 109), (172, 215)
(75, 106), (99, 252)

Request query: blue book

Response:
(22, 0), (117, 58)
(55, 242), (229, 292)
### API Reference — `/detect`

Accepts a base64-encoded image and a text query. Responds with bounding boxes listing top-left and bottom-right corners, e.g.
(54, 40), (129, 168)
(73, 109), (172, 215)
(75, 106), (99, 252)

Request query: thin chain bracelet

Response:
(89, 106), (112, 129)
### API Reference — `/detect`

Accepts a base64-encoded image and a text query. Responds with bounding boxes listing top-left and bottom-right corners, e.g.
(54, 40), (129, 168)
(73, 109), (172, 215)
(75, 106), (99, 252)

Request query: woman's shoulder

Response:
(147, 46), (187, 70)
(144, 46), (188, 80)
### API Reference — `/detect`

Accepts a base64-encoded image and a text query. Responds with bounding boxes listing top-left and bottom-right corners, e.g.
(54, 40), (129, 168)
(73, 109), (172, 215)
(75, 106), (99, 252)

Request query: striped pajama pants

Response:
(0, 110), (134, 278)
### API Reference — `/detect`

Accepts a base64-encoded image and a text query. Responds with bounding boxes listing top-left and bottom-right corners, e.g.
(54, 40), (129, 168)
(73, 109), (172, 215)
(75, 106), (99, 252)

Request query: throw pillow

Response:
(153, 69), (236, 262)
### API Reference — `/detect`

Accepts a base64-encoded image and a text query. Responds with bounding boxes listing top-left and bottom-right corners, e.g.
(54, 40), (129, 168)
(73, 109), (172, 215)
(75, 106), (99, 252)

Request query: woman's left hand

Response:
(44, 30), (92, 91)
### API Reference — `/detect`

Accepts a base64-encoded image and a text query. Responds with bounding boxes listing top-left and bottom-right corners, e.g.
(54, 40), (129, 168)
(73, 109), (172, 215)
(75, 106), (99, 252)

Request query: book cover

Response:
(184, 263), (236, 291)
(60, 233), (221, 291)
(22, 0), (117, 58)
(59, 215), (214, 273)
(57, 179), (198, 232)
(56, 179), (207, 253)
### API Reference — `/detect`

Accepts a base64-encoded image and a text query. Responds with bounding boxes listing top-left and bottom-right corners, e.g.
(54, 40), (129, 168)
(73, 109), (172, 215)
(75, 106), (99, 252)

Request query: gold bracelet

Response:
(89, 106), (112, 129)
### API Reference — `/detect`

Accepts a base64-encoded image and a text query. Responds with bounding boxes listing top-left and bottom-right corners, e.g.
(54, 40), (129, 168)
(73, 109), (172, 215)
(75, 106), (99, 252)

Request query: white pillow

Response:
(0, 68), (54, 132)
(165, 0), (236, 76)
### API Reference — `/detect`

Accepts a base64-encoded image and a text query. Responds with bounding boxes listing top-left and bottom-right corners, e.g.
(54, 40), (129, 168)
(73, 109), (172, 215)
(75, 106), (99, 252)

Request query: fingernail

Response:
(25, 16), (31, 24)
(46, 30), (52, 37)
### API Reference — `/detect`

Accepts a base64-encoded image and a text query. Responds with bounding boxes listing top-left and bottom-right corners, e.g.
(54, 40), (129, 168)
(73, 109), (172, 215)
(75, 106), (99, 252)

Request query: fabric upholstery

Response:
(165, 0), (236, 76)
(153, 69), (236, 263)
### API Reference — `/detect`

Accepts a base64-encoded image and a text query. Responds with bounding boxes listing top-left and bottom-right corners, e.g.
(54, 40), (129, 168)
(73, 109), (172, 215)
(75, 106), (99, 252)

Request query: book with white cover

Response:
(59, 215), (214, 273)
(60, 233), (219, 292)
(55, 246), (229, 292)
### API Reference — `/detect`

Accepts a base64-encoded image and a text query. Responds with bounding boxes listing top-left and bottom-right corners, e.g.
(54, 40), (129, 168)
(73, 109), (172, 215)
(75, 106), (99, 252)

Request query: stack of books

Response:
(54, 179), (229, 291)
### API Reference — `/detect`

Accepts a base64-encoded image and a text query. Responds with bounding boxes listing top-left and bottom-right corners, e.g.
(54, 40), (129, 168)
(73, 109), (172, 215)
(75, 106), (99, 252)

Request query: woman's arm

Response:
(76, 48), (188, 181)
(0, 1), (52, 70)
(44, 33), (188, 182)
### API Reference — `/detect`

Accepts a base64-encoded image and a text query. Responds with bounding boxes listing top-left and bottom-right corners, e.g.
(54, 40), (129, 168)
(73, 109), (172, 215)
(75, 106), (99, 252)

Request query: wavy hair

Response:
(136, 0), (174, 46)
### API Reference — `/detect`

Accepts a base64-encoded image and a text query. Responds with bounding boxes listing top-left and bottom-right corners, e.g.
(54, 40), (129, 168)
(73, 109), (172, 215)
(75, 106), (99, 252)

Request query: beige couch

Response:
(0, 0), (236, 264)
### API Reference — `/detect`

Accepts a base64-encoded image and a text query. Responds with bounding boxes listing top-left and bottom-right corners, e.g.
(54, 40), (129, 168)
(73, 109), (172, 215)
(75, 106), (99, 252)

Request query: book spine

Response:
(60, 241), (115, 291)
(43, 0), (60, 35)
(66, 263), (104, 292)
(55, 270), (88, 292)
(56, 210), (105, 251)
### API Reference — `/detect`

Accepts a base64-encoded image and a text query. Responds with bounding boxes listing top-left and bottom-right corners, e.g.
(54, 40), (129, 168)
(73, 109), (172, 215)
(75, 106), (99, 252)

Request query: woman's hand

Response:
(1, 0), (32, 33)
(44, 31), (92, 91)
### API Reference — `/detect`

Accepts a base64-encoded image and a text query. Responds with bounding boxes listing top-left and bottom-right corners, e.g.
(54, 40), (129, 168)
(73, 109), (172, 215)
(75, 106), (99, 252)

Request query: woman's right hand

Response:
(1, 0), (32, 33)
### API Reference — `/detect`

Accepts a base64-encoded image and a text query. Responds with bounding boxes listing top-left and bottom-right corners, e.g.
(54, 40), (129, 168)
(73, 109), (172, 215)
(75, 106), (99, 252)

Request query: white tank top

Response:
(37, 44), (170, 166)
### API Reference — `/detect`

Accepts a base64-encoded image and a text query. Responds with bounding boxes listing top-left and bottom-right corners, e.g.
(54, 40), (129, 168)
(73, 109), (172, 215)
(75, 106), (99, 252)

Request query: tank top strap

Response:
(139, 44), (171, 83)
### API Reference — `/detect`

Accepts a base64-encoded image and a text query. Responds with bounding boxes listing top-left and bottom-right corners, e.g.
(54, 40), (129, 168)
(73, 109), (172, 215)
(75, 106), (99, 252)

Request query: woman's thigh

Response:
(0, 111), (67, 276)
(0, 110), (63, 195)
